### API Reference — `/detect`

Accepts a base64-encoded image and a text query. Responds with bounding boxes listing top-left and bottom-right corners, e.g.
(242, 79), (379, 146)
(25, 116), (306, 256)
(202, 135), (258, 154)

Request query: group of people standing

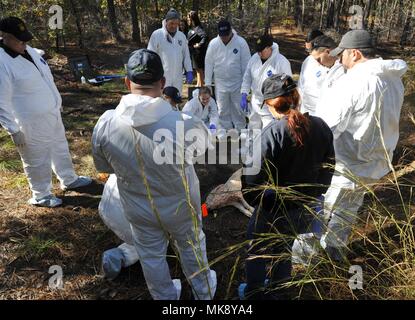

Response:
(0, 9), (408, 300)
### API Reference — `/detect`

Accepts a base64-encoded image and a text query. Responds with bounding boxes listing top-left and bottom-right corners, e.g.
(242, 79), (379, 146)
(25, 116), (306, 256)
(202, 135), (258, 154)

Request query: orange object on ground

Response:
(201, 203), (208, 218)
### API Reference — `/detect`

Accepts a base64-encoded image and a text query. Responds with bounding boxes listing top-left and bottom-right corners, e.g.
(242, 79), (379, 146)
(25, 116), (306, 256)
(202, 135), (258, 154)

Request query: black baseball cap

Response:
(127, 49), (164, 86)
(306, 29), (324, 43)
(218, 20), (231, 37)
(0, 17), (33, 42)
(256, 34), (273, 52)
(311, 35), (336, 50)
(163, 86), (182, 103)
(330, 29), (374, 57)
(261, 73), (297, 108)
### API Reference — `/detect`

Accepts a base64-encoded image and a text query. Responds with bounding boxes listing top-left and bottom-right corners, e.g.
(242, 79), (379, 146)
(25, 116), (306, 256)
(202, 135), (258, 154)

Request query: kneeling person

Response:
(92, 49), (216, 300)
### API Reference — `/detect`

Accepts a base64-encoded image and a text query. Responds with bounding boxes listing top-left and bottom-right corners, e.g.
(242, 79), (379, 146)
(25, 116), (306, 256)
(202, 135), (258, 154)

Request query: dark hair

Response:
(180, 19), (189, 34)
(306, 29), (324, 43)
(265, 88), (310, 147)
(198, 86), (211, 96)
(358, 47), (377, 59)
(188, 11), (201, 27)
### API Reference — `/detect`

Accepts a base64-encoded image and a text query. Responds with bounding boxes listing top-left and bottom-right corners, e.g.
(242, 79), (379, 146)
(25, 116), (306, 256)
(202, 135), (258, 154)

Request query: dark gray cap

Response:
(330, 29), (374, 57)
(127, 49), (164, 86)
(165, 8), (180, 21)
(261, 73), (297, 108)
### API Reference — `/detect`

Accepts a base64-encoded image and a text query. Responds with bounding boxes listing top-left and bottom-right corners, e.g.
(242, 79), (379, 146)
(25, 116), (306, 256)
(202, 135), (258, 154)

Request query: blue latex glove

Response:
(240, 93), (248, 112)
(209, 123), (216, 134)
(186, 71), (193, 84)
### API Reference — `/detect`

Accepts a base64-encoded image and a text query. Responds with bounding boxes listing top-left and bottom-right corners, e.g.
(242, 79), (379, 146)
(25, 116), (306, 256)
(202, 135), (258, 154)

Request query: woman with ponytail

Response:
(239, 73), (335, 300)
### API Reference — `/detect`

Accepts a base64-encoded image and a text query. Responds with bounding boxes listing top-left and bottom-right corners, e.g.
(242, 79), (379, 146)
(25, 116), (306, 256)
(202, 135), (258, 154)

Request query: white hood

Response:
(115, 94), (172, 129)
(270, 42), (280, 55)
(351, 58), (408, 78)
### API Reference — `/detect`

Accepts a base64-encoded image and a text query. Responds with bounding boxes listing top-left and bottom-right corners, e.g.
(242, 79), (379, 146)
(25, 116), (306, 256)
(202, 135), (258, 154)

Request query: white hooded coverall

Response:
(241, 42), (292, 129)
(92, 94), (216, 300)
(182, 89), (219, 128)
(147, 20), (192, 94)
(292, 60), (346, 265)
(0, 45), (78, 200)
(298, 55), (330, 115)
(318, 58), (408, 250)
(204, 30), (251, 131)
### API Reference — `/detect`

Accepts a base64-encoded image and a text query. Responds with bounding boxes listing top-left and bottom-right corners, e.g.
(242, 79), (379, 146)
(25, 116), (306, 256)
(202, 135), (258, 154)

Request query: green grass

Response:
(0, 159), (22, 172)
(13, 235), (63, 259)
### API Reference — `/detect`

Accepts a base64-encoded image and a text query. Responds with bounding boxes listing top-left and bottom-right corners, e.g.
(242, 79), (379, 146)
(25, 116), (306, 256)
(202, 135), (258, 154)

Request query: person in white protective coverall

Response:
(291, 35), (346, 265)
(92, 49), (216, 300)
(298, 29), (329, 115)
(316, 30), (408, 261)
(240, 34), (292, 131)
(147, 8), (193, 95)
(204, 20), (251, 136)
(98, 171), (140, 280)
(182, 86), (219, 133)
(0, 17), (92, 208)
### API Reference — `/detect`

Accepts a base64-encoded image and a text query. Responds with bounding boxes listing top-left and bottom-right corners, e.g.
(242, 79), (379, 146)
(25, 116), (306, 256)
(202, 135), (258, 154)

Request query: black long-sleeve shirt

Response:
(242, 114), (335, 212)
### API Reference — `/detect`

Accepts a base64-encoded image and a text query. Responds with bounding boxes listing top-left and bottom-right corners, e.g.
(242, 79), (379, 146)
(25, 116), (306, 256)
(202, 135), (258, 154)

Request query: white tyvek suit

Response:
(205, 30), (251, 130)
(182, 89), (219, 128)
(319, 58), (408, 251)
(292, 60), (346, 265)
(0, 45), (78, 200)
(92, 94), (216, 300)
(96, 111), (139, 271)
(147, 20), (192, 94)
(241, 43), (292, 129)
(99, 173), (140, 272)
(298, 55), (330, 116)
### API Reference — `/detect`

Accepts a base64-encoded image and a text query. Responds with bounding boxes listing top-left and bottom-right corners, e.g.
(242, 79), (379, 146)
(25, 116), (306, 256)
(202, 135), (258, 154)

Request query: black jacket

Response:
(242, 114), (335, 212)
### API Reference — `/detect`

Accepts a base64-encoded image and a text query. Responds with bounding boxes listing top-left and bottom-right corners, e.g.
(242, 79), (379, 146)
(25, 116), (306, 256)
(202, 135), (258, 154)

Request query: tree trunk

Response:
(294, 0), (302, 30)
(301, 0), (306, 31)
(326, 0), (336, 28)
(107, 0), (122, 42)
(192, 0), (200, 11)
(130, 0), (141, 44)
(319, 0), (326, 30)
(265, 0), (272, 34)
(67, 0), (84, 48)
(387, 0), (399, 41)
(400, 0), (413, 46)
(154, 0), (160, 19)
(363, 0), (374, 29)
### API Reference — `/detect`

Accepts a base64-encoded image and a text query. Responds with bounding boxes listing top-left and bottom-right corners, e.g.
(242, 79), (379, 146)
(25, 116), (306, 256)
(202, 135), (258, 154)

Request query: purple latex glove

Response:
(311, 195), (325, 235)
(240, 93), (248, 112)
(186, 71), (193, 84)
(209, 123), (217, 134)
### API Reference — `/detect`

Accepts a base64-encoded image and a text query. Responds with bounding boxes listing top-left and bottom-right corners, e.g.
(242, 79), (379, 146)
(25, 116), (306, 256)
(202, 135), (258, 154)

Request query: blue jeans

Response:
(245, 205), (312, 299)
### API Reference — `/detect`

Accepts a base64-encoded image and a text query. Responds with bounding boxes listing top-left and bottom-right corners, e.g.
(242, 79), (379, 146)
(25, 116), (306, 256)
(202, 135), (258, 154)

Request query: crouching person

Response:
(239, 74), (335, 299)
(92, 49), (216, 300)
(182, 86), (219, 133)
